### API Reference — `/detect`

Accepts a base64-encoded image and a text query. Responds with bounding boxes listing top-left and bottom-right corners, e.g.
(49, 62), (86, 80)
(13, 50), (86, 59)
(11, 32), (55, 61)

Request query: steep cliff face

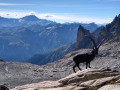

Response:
(97, 14), (120, 42)
(76, 25), (92, 49)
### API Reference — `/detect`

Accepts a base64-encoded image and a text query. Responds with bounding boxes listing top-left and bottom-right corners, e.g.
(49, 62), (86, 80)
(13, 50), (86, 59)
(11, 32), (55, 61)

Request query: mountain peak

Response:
(21, 15), (39, 21)
(76, 25), (91, 49)
(89, 22), (96, 25)
(118, 14), (120, 18)
(78, 25), (85, 31)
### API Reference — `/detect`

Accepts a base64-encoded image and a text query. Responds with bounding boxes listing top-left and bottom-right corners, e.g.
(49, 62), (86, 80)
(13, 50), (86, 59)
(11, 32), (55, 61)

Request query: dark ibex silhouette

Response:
(73, 36), (105, 73)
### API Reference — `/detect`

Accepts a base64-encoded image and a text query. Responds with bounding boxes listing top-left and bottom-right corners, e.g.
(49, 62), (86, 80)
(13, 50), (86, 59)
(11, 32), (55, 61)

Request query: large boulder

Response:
(76, 25), (92, 49)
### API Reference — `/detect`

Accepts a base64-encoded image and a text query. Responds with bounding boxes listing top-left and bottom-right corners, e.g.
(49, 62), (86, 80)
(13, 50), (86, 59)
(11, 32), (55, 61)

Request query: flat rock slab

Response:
(98, 83), (120, 90)
(58, 68), (119, 85)
(12, 85), (86, 90)
(80, 76), (118, 87)
(11, 81), (61, 90)
(39, 86), (85, 90)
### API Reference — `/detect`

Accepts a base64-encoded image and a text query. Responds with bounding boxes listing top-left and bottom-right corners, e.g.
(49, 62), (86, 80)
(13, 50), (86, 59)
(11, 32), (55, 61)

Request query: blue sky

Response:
(0, 0), (120, 24)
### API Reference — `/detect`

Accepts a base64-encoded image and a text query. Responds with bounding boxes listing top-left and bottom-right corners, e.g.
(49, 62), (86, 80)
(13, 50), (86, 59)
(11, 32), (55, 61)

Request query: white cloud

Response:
(36, 14), (112, 24)
(44, 14), (54, 18)
(0, 10), (112, 24)
(28, 11), (36, 15)
(0, 10), (27, 18)
(0, 3), (32, 6)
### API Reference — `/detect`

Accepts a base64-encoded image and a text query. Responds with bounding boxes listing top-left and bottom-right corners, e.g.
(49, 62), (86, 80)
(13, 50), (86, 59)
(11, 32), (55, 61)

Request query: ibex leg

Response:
(76, 64), (81, 71)
(73, 64), (77, 73)
(88, 62), (91, 68)
(86, 62), (88, 69)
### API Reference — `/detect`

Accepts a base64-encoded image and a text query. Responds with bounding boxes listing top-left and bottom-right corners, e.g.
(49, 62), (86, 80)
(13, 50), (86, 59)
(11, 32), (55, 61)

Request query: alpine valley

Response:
(0, 15), (99, 62)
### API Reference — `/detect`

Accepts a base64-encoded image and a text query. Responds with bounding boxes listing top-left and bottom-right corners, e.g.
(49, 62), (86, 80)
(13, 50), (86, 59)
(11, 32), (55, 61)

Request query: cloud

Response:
(44, 14), (55, 18)
(28, 11), (36, 15)
(0, 10), (112, 24)
(0, 3), (33, 6)
(0, 10), (27, 18)
(43, 16), (111, 24)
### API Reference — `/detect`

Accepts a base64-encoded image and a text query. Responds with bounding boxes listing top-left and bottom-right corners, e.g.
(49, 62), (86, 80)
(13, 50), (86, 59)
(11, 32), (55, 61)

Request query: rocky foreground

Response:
(11, 68), (120, 90)
(0, 41), (120, 88)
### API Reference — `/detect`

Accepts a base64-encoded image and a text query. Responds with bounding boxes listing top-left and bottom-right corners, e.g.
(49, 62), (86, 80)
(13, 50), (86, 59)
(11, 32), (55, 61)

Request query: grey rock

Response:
(98, 83), (120, 90)
(11, 68), (120, 90)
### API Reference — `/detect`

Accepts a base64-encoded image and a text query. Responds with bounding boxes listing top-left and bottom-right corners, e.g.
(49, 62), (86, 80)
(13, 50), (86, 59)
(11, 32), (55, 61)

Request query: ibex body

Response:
(73, 36), (104, 73)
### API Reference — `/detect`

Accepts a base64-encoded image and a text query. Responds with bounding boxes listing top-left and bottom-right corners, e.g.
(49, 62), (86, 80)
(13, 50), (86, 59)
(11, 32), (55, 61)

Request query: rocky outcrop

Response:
(76, 25), (92, 49)
(11, 68), (120, 90)
(76, 14), (120, 50)
(97, 14), (120, 43)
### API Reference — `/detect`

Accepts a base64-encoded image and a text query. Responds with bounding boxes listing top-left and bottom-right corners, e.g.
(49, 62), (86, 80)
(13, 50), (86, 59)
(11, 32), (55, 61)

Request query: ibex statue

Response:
(73, 36), (105, 73)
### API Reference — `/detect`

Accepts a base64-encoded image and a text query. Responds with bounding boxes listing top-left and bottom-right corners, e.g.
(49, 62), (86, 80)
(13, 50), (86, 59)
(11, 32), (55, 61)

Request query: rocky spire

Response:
(76, 25), (91, 49)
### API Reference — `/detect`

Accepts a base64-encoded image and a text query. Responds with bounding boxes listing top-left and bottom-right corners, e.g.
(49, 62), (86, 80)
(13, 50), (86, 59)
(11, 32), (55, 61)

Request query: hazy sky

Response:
(0, 0), (120, 24)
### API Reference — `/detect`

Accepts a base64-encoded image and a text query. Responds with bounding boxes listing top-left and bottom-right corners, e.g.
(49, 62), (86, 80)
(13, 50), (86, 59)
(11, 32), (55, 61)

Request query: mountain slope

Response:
(0, 15), (56, 27)
(27, 25), (94, 65)
(0, 16), (99, 62)
(28, 43), (76, 65)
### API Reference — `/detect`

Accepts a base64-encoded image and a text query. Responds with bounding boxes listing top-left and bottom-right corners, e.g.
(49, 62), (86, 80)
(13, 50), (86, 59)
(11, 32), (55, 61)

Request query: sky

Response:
(0, 0), (120, 24)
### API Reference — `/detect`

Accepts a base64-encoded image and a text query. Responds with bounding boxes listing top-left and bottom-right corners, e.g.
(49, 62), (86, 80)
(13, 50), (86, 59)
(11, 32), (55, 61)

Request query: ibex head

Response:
(85, 36), (105, 55)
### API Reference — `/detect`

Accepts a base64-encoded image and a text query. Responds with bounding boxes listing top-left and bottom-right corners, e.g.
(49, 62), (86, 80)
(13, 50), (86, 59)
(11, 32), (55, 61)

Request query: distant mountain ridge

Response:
(0, 15), (98, 31)
(21, 15), (40, 21)
(0, 15), (56, 27)
(0, 15), (99, 62)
